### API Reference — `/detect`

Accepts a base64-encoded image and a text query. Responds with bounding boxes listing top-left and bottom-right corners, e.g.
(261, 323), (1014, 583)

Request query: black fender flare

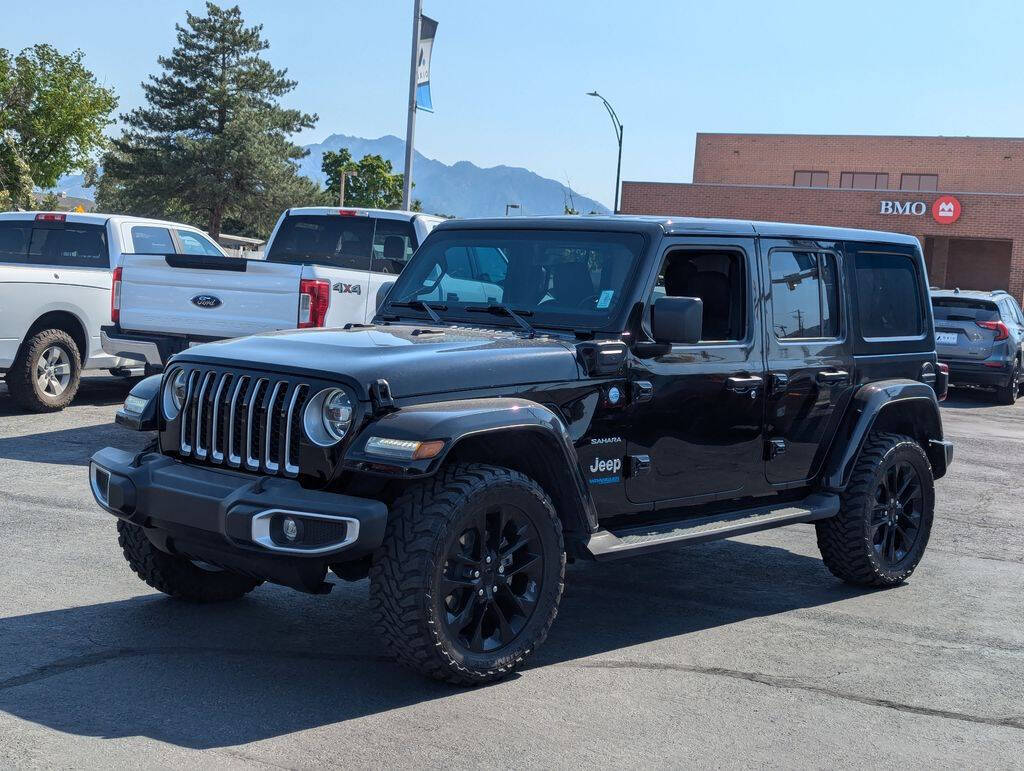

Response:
(822, 379), (951, 490)
(115, 374), (161, 431)
(344, 397), (599, 533)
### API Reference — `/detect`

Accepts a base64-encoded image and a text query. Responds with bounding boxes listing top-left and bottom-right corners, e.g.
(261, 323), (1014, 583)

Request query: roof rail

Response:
(991, 289), (1008, 296)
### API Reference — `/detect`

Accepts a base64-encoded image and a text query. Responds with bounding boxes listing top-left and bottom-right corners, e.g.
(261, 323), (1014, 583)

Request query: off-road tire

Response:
(369, 463), (566, 685)
(6, 329), (81, 412)
(996, 362), (1020, 405)
(117, 520), (261, 602)
(816, 432), (934, 587)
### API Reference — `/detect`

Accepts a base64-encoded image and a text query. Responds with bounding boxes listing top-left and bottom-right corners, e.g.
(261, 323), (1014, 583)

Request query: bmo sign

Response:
(879, 195), (962, 224)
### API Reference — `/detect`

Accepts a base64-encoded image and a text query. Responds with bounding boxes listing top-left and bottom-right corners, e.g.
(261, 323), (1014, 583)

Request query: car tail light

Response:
(35, 212), (66, 222)
(337, 209), (359, 217)
(976, 320), (1009, 341)
(298, 279), (330, 328)
(936, 362), (949, 401)
(111, 267), (123, 323)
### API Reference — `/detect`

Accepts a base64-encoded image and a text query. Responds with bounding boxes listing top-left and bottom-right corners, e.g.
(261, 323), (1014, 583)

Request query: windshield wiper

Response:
(390, 300), (448, 324)
(465, 303), (536, 337)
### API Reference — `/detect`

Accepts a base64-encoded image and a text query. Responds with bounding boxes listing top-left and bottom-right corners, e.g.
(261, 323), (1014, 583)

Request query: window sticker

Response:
(596, 289), (614, 309)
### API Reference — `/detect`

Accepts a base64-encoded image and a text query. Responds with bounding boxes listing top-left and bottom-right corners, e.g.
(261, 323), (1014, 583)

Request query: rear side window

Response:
(267, 215), (374, 270)
(371, 218), (416, 275)
(132, 226), (175, 254)
(856, 251), (924, 338)
(769, 250), (840, 339)
(932, 298), (999, 322)
(0, 222), (32, 264)
(176, 229), (223, 256)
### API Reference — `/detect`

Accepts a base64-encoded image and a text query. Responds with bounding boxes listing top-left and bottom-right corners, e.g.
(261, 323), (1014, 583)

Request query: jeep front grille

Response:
(173, 367), (309, 477)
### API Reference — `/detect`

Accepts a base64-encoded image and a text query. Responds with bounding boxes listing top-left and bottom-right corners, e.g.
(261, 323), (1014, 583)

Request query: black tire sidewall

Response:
(11, 330), (82, 411)
(425, 476), (564, 678)
(858, 440), (935, 582)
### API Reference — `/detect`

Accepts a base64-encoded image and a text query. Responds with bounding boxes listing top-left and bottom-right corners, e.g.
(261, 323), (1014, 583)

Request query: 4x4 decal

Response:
(333, 282), (362, 295)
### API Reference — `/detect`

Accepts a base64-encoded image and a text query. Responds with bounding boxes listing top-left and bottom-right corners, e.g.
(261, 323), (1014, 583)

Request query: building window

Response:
(900, 173), (938, 192)
(793, 170), (828, 188)
(840, 172), (889, 190)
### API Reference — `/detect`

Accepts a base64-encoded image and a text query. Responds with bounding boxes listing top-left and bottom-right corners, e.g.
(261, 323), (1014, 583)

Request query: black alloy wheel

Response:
(870, 460), (925, 568)
(440, 504), (544, 653)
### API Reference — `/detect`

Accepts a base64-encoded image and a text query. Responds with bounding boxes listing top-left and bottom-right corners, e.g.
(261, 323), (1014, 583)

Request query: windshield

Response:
(382, 229), (646, 330)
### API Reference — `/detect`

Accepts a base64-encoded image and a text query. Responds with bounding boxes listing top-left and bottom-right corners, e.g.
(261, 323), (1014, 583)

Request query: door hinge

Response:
(767, 438), (787, 459)
(632, 380), (654, 404)
(629, 454), (651, 477)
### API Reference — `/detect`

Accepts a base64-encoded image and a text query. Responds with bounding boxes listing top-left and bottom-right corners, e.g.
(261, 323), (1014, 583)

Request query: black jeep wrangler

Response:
(91, 216), (953, 684)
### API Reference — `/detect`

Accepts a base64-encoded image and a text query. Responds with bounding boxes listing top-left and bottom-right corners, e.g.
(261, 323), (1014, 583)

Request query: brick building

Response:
(620, 134), (1024, 300)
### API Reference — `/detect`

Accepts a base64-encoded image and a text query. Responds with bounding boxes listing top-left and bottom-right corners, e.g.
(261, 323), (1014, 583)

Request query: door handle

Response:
(726, 375), (764, 393)
(816, 369), (849, 385)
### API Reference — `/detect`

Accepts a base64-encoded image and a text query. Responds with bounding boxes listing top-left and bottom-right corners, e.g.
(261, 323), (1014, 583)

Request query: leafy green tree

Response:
(0, 44), (116, 208)
(97, 3), (318, 237)
(321, 149), (406, 209)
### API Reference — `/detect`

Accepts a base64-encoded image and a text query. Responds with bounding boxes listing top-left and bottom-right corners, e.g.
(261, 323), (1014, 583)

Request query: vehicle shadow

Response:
(0, 417), (145, 466)
(0, 536), (864, 750)
(940, 391), (1001, 409)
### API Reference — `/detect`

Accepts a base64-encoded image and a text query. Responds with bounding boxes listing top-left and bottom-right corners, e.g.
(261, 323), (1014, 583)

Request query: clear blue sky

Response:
(4, 0), (1022, 208)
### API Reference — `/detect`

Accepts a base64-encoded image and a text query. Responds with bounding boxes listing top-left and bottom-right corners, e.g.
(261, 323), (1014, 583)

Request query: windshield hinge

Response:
(369, 378), (397, 415)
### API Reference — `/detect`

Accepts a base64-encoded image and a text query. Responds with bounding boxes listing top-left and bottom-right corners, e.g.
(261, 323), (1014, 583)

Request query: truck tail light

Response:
(936, 362), (949, 401)
(976, 320), (1009, 341)
(298, 279), (331, 328)
(35, 212), (66, 222)
(111, 267), (123, 323)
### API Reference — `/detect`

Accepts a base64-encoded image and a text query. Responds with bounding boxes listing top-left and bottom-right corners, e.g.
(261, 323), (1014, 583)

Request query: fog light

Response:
(282, 517), (299, 542)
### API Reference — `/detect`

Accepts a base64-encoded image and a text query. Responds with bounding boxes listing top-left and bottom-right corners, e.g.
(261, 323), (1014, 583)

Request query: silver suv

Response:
(931, 288), (1024, 403)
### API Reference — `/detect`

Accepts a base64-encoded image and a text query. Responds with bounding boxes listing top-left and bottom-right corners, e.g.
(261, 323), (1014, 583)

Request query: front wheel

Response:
(369, 464), (565, 685)
(117, 520), (261, 602)
(816, 432), (935, 587)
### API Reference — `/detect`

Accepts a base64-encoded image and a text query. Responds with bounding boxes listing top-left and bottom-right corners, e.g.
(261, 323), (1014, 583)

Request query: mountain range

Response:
(50, 133), (609, 219)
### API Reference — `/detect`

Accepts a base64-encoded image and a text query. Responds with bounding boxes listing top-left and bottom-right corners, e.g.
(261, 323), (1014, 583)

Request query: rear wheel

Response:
(996, 361), (1020, 405)
(117, 520), (261, 602)
(6, 329), (81, 412)
(816, 432), (934, 586)
(369, 463), (565, 685)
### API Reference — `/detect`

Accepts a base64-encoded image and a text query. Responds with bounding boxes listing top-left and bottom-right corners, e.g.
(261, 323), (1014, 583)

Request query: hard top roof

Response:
(434, 214), (921, 246)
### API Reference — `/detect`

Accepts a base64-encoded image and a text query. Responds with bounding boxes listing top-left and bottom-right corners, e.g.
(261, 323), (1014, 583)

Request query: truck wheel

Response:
(6, 329), (82, 412)
(116, 520), (261, 602)
(816, 432), (934, 587)
(369, 463), (566, 685)
(996, 362), (1020, 405)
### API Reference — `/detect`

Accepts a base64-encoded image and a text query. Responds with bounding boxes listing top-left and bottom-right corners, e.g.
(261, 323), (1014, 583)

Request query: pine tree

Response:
(97, 3), (321, 237)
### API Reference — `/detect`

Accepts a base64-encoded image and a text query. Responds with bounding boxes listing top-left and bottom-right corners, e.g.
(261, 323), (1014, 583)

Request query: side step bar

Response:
(585, 493), (840, 560)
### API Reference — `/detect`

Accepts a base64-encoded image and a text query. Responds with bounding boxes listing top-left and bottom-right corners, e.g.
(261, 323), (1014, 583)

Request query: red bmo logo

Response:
(932, 195), (962, 224)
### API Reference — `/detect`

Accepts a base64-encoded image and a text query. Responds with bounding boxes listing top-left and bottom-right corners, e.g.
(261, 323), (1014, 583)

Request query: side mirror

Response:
(376, 281), (395, 312)
(652, 296), (703, 344)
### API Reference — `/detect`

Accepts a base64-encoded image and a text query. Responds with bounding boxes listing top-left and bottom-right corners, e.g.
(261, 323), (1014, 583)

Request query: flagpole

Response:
(401, 0), (422, 211)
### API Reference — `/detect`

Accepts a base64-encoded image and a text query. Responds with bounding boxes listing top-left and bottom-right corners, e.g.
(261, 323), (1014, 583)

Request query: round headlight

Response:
(303, 388), (354, 446)
(163, 369), (189, 420)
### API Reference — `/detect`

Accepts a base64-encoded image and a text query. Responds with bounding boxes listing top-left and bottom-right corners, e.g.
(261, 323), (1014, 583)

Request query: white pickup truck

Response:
(0, 211), (228, 412)
(102, 207), (442, 368)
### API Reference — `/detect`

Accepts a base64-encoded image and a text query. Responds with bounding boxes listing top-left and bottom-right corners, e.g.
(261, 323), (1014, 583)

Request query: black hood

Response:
(178, 324), (583, 399)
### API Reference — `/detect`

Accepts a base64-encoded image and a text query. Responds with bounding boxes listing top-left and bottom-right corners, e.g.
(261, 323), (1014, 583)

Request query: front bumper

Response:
(89, 446), (388, 593)
(940, 359), (1013, 388)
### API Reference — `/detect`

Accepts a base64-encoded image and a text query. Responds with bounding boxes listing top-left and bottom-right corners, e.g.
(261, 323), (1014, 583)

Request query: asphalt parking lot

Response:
(0, 375), (1021, 768)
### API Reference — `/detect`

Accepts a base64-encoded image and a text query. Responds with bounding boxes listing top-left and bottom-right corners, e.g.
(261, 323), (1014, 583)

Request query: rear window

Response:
(855, 251), (924, 338)
(267, 214), (374, 270)
(0, 221), (108, 268)
(932, 298), (1000, 322)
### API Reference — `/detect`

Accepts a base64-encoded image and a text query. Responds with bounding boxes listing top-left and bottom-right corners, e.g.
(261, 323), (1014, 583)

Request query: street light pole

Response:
(587, 91), (623, 213)
(401, 0), (423, 211)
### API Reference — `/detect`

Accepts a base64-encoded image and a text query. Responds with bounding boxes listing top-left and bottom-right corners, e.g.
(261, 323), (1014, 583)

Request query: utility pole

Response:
(339, 169), (357, 207)
(401, 0), (423, 211)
